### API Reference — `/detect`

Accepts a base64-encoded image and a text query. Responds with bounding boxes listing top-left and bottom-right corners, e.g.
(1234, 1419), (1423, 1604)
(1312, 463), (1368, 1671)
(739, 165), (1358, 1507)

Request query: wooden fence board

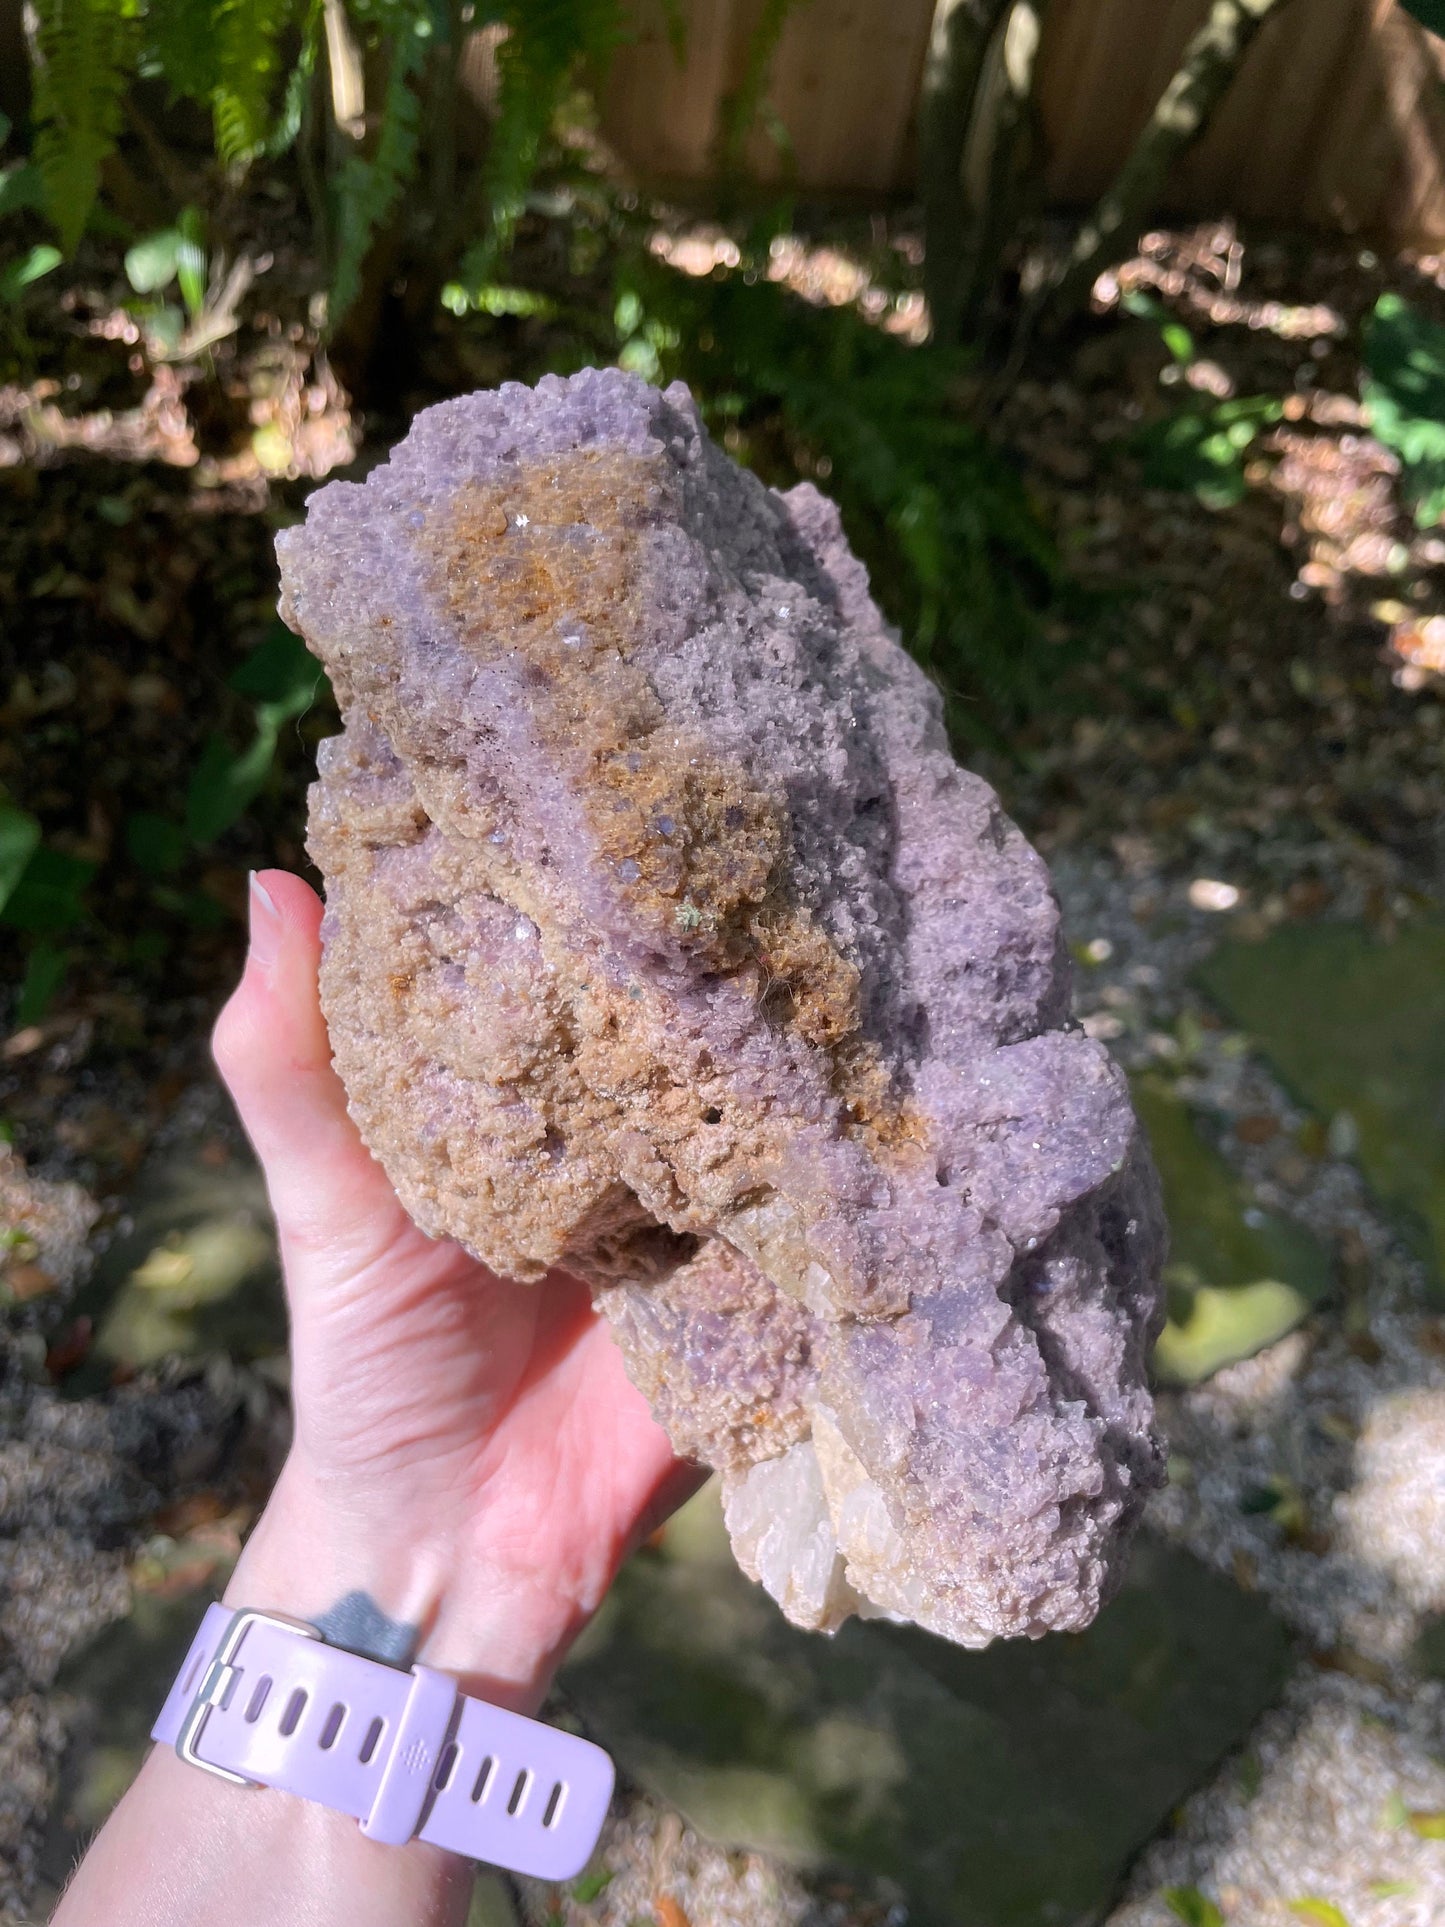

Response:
(602, 0), (1445, 247)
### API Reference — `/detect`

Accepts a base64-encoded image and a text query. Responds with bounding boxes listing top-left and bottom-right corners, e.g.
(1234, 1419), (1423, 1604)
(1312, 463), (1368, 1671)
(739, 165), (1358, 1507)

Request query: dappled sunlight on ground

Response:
(647, 226), (930, 344)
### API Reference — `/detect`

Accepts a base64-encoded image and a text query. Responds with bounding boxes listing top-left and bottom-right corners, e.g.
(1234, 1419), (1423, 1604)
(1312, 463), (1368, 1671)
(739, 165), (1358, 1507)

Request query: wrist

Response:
(223, 1456), (580, 1714)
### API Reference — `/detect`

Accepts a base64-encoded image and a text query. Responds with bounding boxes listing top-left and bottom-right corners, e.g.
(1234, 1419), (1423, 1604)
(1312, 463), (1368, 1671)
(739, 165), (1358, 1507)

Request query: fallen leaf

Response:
(1163, 1888), (1224, 1927)
(5, 1261), (55, 1300)
(1290, 1900), (1351, 1927)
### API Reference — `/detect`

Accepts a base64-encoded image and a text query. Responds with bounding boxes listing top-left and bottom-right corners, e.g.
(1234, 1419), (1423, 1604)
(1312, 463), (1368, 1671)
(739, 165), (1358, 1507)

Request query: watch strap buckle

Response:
(175, 1608), (321, 1788)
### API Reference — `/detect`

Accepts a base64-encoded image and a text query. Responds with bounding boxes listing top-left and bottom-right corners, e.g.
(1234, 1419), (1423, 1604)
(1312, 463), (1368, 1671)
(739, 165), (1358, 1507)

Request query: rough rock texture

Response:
(277, 367), (1166, 1645)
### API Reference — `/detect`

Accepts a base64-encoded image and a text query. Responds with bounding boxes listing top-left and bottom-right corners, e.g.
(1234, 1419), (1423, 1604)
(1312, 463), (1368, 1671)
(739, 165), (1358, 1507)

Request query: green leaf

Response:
(265, 0), (322, 159)
(0, 245), (63, 302)
(1290, 1901), (1352, 1927)
(185, 727), (279, 844)
(227, 624), (327, 712)
(16, 941), (69, 1026)
(0, 162), (45, 218)
(1135, 396), (1281, 508)
(1363, 292), (1445, 528)
(330, 27), (425, 325)
(569, 1870), (613, 1902)
(0, 805), (42, 914)
(1163, 1890), (1225, 1927)
(457, 0), (626, 290)
(146, 0), (301, 165)
(175, 204), (207, 316)
(123, 209), (208, 316)
(1, 848), (96, 936)
(125, 811), (189, 875)
(124, 227), (183, 295)
(1408, 1808), (1445, 1838)
(183, 628), (327, 846)
(1162, 322), (1195, 365)
(31, 0), (143, 254)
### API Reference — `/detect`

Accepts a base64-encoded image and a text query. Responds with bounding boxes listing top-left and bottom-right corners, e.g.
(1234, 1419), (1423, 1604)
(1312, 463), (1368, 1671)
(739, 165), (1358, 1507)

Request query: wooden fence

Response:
(601, 0), (1445, 249)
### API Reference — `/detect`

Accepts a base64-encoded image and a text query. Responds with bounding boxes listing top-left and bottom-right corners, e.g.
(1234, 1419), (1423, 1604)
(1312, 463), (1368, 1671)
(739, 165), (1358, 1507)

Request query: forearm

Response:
(54, 1456), (580, 1927)
(55, 1747), (478, 1927)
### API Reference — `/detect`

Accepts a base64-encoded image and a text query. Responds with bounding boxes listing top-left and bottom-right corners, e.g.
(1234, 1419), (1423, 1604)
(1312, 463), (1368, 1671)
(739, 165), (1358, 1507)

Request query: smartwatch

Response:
(152, 1603), (615, 1880)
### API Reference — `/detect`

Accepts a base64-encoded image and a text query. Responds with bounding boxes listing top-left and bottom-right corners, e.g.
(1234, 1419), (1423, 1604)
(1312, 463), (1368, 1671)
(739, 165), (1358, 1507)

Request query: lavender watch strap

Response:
(153, 1604), (614, 1880)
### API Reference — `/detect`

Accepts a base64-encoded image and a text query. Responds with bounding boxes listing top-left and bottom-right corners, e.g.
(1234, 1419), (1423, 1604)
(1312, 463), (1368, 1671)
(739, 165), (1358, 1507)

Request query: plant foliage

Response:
(1162, 1889), (1225, 1927)
(458, 0), (626, 289)
(30, 0), (142, 253)
(1135, 394), (1283, 509)
(330, 12), (427, 322)
(15, 0), (632, 329)
(147, 0), (303, 163)
(186, 625), (331, 842)
(1363, 291), (1445, 528)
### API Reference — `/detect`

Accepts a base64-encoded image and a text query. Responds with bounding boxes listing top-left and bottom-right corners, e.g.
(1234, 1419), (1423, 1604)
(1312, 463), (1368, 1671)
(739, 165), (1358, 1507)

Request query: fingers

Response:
(213, 870), (414, 1283)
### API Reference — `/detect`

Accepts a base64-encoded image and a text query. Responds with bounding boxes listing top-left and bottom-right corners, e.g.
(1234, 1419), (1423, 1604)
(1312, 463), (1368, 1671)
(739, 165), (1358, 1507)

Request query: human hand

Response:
(213, 869), (700, 1708)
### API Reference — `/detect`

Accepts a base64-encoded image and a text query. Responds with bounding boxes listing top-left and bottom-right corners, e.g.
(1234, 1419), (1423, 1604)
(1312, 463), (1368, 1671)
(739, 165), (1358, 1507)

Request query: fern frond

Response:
(145, 0), (216, 105)
(31, 0), (142, 254)
(329, 20), (425, 321)
(459, 0), (624, 286)
(211, 0), (300, 163)
(146, 0), (302, 166)
(266, 0), (323, 158)
(716, 0), (800, 175)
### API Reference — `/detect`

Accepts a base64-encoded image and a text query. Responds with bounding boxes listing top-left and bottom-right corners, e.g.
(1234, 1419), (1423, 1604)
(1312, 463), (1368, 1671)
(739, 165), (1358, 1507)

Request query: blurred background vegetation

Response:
(3, 0), (1445, 1023)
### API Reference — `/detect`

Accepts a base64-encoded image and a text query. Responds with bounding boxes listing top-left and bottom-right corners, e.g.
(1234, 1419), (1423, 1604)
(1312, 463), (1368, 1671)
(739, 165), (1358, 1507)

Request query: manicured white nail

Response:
(248, 871), (283, 976)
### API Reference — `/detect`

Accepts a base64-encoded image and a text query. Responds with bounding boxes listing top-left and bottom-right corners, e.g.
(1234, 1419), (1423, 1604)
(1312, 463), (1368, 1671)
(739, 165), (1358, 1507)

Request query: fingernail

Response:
(248, 871), (283, 977)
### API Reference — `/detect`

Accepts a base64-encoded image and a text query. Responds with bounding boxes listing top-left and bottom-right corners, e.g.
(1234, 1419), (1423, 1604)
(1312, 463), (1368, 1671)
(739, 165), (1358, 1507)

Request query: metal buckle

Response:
(175, 1607), (321, 1787)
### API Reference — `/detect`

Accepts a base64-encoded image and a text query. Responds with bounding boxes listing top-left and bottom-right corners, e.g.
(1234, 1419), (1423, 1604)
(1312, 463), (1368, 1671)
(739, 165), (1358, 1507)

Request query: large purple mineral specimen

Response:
(277, 368), (1165, 1646)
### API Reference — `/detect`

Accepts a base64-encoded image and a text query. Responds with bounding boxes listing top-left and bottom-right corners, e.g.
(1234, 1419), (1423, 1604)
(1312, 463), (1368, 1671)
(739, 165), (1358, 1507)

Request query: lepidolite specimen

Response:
(277, 367), (1166, 1646)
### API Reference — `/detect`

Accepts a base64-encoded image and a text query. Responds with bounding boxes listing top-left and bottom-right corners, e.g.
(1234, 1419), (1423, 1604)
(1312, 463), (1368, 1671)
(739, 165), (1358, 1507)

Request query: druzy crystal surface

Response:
(277, 368), (1166, 1645)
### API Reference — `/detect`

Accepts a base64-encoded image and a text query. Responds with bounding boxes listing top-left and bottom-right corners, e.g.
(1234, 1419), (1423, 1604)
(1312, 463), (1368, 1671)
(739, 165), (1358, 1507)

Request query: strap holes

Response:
(359, 1716), (385, 1765)
(470, 1757), (495, 1804)
(506, 1769), (531, 1817)
(243, 1677), (272, 1724)
(278, 1688), (308, 1737)
(318, 1703), (347, 1751)
(434, 1742), (459, 1792)
(542, 1781), (566, 1829)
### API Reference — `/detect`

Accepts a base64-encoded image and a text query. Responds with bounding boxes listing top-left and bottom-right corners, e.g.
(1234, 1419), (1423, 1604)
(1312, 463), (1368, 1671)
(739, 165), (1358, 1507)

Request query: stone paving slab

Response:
(561, 1489), (1291, 1927)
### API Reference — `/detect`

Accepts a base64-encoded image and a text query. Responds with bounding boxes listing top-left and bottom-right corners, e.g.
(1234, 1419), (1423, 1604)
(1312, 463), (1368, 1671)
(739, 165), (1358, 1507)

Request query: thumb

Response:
(212, 870), (415, 1285)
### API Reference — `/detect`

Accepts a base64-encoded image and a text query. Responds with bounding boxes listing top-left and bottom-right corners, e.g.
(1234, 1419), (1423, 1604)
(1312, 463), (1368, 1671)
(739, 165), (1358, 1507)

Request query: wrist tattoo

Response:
(312, 1591), (420, 1667)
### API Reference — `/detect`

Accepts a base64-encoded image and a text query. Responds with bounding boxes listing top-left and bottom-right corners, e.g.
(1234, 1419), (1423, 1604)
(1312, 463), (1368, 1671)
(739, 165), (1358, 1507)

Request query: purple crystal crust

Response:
(277, 367), (1165, 1645)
